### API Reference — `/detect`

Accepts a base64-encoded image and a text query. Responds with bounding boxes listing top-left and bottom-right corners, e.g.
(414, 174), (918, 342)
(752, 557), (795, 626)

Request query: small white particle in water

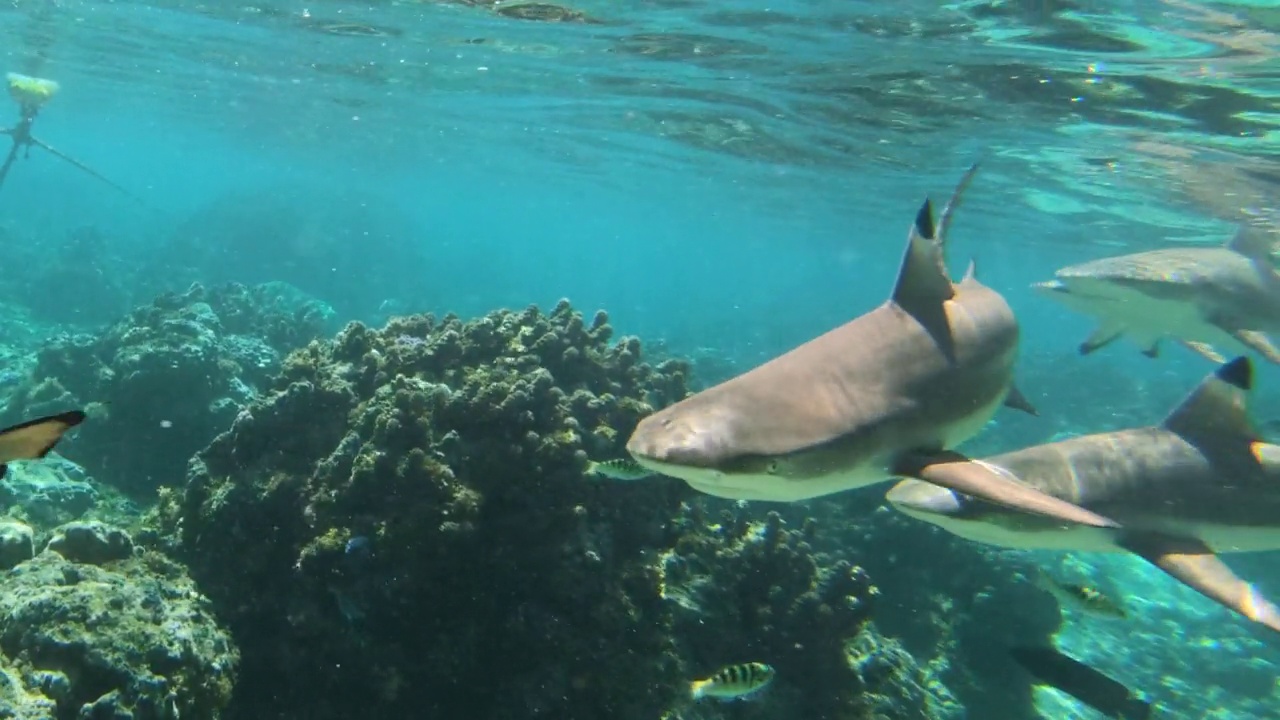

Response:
(478, 66), (489, 71)
(160, 420), (173, 429)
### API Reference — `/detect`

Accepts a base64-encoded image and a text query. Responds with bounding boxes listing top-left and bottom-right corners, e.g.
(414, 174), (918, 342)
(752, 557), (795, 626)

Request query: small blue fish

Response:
(345, 535), (371, 557)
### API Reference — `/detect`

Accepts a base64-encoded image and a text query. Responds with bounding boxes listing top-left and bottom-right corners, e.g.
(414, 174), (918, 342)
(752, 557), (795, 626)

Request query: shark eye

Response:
(766, 460), (780, 474)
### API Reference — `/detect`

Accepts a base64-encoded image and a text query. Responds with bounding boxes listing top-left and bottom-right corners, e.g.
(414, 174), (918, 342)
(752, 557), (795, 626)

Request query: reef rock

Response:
(0, 551), (237, 719)
(0, 520), (34, 570)
(46, 520), (135, 565)
(157, 301), (694, 719)
(0, 459), (99, 528)
(0, 282), (335, 499)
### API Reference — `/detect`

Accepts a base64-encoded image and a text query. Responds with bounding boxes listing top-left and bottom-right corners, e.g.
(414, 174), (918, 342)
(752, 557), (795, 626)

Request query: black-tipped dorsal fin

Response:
(935, 162), (980, 245)
(1226, 223), (1275, 264)
(1162, 356), (1258, 441)
(891, 197), (955, 315)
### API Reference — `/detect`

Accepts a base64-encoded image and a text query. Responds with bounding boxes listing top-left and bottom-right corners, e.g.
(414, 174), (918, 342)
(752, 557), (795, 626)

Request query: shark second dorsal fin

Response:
(1162, 356), (1258, 442)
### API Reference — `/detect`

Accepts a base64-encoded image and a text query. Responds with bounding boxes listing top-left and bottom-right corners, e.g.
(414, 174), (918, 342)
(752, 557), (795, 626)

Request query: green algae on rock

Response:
(0, 550), (237, 719)
(156, 300), (694, 719)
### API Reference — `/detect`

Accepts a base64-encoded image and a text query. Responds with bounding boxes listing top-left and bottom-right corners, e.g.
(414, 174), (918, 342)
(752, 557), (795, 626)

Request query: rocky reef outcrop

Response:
(0, 526), (237, 720)
(151, 300), (952, 720)
(0, 282), (335, 499)
(156, 301), (693, 719)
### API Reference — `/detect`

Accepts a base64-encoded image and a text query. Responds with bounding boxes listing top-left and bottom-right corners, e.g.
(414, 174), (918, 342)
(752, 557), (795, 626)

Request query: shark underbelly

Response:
(1098, 290), (1235, 340)
(677, 388), (1011, 503)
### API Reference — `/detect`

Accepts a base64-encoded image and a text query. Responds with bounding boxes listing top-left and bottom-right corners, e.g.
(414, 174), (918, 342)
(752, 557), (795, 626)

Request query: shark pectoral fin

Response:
(1003, 384), (1038, 416)
(892, 451), (1120, 529)
(1141, 339), (1160, 359)
(1178, 340), (1226, 364)
(1230, 329), (1280, 365)
(1078, 323), (1123, 356)
(1117, 531), (1280, 633)
(1162, 356), (1258, 442)
(0, 410), (87, 465)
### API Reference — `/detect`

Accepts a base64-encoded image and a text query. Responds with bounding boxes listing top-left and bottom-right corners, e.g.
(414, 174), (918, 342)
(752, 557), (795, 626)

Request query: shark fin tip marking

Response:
(1163, 359), (1257, 442)
(1218, 356), (1253, 391)
(914, 198), (936, 241)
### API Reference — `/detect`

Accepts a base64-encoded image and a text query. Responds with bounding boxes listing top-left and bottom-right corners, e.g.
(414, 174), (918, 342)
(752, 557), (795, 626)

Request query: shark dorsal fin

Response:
(891, 198), (956, 314)
(1162, 356), (1258, 442)
(1226, 224), (1275, 265)
(962, 259), (978, 284)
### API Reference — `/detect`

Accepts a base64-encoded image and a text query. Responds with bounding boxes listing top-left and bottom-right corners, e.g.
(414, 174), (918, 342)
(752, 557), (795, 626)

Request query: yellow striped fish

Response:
(689, 662), (775, 701)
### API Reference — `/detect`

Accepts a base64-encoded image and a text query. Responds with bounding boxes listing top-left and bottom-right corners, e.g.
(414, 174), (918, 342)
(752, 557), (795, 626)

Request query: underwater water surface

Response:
(0, 0), (1277, 718)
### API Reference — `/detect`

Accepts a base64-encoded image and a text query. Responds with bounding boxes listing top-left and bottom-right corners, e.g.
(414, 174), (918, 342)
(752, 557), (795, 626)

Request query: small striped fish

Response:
(689, 662), (775, 701)
(585, 458), (654, 481)
(1035, 571), (1127, 619)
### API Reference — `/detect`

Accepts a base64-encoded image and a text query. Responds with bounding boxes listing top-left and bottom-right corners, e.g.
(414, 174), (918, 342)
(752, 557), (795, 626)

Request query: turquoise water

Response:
(2, 0), (1280, 718)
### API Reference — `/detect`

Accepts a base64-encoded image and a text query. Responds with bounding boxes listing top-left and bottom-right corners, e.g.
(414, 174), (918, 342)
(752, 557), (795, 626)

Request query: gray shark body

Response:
(625, 167), (1119, 529)
(885, 357), (1280, 634)
(1035, 226), (1280, 364)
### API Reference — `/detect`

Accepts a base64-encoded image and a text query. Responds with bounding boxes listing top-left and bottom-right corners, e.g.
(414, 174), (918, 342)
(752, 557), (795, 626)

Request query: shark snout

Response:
(885, 479), (964, 517)
(626, 410), (729, 469)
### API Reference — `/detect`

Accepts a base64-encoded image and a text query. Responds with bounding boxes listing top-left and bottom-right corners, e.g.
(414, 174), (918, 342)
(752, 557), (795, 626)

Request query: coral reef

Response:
(662, 506), (958, 720)
(150, 299), (952, 719)
(0, 282), (335, 499)
(0, 541), (237, 719)
(156, 300), (694, 719)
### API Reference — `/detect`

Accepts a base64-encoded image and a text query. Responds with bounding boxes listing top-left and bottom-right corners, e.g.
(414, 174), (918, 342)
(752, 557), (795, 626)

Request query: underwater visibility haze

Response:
(0, 0), (1279, 718)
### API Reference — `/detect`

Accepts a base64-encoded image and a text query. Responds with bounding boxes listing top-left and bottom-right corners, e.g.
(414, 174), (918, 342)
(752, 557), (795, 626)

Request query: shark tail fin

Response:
(1161, 356), (1258, 442)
